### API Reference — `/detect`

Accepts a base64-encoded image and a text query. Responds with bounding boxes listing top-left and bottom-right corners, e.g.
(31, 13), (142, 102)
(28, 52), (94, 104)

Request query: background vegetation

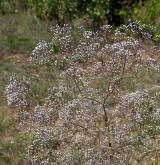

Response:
(1, 0), (160, 55)
(1, 0), (160, 25)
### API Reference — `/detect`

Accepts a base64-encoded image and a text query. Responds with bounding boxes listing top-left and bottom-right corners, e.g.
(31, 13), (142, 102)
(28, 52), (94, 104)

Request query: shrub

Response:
(27, 0), (143, 25)
(5, 21), (160, 164)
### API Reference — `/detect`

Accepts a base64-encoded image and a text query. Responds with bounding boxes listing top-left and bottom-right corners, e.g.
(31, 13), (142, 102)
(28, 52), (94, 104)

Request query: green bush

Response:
(133, 0), (160, 24)
(26, 0), (142, 25)
(1, 0), (160, 26)
(27, 0), (79, 21)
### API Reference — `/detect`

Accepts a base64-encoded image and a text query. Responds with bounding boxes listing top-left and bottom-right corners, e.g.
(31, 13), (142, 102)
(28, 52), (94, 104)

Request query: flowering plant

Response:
(5, 21), (160, 164)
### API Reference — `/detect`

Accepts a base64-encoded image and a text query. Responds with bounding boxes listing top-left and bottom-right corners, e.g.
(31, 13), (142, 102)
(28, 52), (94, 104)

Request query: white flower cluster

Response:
(5, 74), (29, 110)
(146, 57), (160, 72)
(70, 41), (100, 62)
(70, 30), (101, 63)
(118, 90), (149, 111)
(51, 24), (72, 51)
(33, 105), (51, 125)
(29, 40), (52, 65)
